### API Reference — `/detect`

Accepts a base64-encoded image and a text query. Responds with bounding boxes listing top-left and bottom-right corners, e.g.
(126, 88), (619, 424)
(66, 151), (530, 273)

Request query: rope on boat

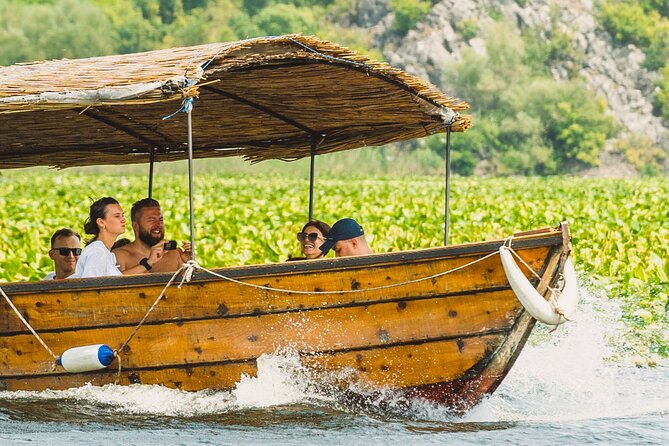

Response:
(0, 285), (59, 365)
(113, 262), (194, 381)
(190, 252), (499, 294)
(112, 253), (499, 379)
(112, 252), (501, 379)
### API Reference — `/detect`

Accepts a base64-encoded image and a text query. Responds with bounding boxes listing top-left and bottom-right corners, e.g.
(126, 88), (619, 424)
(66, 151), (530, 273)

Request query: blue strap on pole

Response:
(163, 96), (194, 121)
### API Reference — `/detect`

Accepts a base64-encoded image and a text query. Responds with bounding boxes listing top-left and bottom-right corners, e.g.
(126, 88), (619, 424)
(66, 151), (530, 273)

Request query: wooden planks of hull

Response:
(1, 335), (506, 393)
(2, 290), (522, 375)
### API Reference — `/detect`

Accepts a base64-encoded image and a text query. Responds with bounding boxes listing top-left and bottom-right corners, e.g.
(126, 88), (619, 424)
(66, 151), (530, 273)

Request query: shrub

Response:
(613, 133), (667, 175)
(253, 3), (320, 35)
(455, 19), (478, 41)
(389, 0), (431, 35)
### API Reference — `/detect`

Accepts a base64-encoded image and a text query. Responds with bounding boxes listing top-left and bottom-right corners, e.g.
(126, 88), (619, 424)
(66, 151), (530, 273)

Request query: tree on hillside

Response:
(438, 22), (616, 175)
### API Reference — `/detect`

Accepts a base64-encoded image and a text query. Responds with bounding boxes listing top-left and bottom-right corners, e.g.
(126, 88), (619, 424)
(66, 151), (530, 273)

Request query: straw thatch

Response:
(0, 35), (471, 169)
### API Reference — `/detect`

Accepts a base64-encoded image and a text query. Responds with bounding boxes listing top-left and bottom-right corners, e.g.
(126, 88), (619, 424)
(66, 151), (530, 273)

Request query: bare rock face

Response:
(352, 0), (391, 27)
(357, 0), (669, 175)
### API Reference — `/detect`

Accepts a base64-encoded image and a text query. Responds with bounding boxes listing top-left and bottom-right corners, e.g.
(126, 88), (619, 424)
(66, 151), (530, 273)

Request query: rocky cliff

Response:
(353, 0), (668, 176)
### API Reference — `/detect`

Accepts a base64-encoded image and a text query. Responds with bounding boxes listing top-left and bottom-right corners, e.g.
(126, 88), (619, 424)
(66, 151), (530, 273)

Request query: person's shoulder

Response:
(113, 242), (140, 259)
(43, 272), (56, 280)
(82, 240), (107, 254)
(113, 244), (132, 255)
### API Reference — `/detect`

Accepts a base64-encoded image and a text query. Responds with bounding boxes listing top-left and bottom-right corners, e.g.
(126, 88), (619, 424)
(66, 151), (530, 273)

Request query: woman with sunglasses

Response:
(74, 197), (165, 278)
(292, 220), (331, 261)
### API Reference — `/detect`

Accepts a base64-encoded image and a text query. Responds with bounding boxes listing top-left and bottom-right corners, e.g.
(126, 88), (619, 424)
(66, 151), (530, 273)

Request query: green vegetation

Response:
(389, 0), (430, 35)
(3, 1), (669, 176)
(0, 170), (667, 357)
(0, 0), (378, 64)
(598, 0), (669, 70)
(436, 23), (617, 175)
(597, 1), (669, 123)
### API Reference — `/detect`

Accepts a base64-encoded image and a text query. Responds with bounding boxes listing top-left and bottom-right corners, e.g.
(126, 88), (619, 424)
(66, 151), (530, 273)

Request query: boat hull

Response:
(0, 226), (568, 410)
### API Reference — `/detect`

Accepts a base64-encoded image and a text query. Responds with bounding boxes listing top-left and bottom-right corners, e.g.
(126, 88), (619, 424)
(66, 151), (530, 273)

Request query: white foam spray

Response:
(0, 350), (332, 416)
(462, 287), (669, 424)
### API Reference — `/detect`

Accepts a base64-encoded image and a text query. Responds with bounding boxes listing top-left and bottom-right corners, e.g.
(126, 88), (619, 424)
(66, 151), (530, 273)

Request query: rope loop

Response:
(179, 259), (199, 287)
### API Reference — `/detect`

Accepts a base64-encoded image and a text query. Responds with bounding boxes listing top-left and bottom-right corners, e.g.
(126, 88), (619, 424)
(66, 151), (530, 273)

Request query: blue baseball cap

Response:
(319, 218), (364, 254)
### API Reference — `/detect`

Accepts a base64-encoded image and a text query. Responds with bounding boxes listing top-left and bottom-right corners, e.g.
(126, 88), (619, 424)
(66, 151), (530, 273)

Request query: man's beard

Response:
(138, 226), (164, 246)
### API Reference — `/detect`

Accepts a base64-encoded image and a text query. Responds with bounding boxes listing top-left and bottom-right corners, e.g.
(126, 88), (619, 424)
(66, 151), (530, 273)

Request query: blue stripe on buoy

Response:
(98, 344), (114, 366)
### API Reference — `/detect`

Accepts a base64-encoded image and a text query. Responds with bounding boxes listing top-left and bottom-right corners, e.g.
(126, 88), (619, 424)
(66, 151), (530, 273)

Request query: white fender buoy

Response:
(57, 344), (114, 373)
(499, 246), (578, 325)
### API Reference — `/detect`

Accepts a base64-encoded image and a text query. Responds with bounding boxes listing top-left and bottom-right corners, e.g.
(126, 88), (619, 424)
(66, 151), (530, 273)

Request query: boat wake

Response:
(463, 287), (669, 424)
(1, 288), (667, 423)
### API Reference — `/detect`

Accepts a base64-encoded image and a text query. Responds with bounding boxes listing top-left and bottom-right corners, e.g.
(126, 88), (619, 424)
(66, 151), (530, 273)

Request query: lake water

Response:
(1, 290), (667, 445)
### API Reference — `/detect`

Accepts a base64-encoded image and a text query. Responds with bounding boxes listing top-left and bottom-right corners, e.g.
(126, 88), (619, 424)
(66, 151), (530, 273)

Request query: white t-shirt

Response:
(74, 240), (122, 278)
(43, 271), (76, 280)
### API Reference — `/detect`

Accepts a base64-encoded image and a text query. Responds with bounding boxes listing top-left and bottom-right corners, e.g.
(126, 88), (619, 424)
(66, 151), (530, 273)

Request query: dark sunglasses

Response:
(297, 232), (324, 242)
(52, 247), (82, 256)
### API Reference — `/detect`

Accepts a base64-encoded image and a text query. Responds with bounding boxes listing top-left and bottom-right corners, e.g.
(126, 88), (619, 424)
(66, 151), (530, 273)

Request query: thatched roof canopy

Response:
(0, 35), (471, 170)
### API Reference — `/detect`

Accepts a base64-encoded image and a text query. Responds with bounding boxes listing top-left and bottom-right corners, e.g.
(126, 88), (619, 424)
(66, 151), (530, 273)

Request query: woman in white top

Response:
(75, 197), (165, 278)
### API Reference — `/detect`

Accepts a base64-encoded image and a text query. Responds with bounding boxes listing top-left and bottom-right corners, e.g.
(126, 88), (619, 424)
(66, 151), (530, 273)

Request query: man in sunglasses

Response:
(44, 228), (81, 280)
(114, 198), (191, 273)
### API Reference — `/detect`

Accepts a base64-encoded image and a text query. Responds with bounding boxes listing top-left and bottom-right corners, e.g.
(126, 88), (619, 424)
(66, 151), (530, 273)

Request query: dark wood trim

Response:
(79, 109), (160, 151)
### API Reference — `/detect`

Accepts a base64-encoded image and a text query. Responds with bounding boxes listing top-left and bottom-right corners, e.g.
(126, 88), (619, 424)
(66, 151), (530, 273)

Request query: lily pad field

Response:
(0, 170), (667, 358)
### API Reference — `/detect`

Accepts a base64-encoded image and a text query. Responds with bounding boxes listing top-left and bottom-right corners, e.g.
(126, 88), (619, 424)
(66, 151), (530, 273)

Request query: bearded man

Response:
(114, 198), (190, 274)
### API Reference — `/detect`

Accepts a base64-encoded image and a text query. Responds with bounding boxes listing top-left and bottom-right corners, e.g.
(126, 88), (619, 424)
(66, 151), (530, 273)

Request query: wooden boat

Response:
(0, 35), (575, 411)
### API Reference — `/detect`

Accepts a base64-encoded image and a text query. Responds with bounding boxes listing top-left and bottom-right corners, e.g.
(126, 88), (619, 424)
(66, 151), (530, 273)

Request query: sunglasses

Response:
(52, 247), (82, 256)
(297, 232), (324, 242)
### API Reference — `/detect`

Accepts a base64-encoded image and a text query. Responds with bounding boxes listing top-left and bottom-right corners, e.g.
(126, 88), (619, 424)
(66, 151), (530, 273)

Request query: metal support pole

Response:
(148, 147), (155, 199)
(186, 103), (196, 261)
(444, 124), (452, 246)
(308, 137), (316, 222)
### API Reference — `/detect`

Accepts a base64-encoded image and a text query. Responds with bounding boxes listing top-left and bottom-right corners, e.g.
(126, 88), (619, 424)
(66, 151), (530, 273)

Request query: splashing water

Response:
(464, 287), (669, 424)
(232, 350), (335, 408)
